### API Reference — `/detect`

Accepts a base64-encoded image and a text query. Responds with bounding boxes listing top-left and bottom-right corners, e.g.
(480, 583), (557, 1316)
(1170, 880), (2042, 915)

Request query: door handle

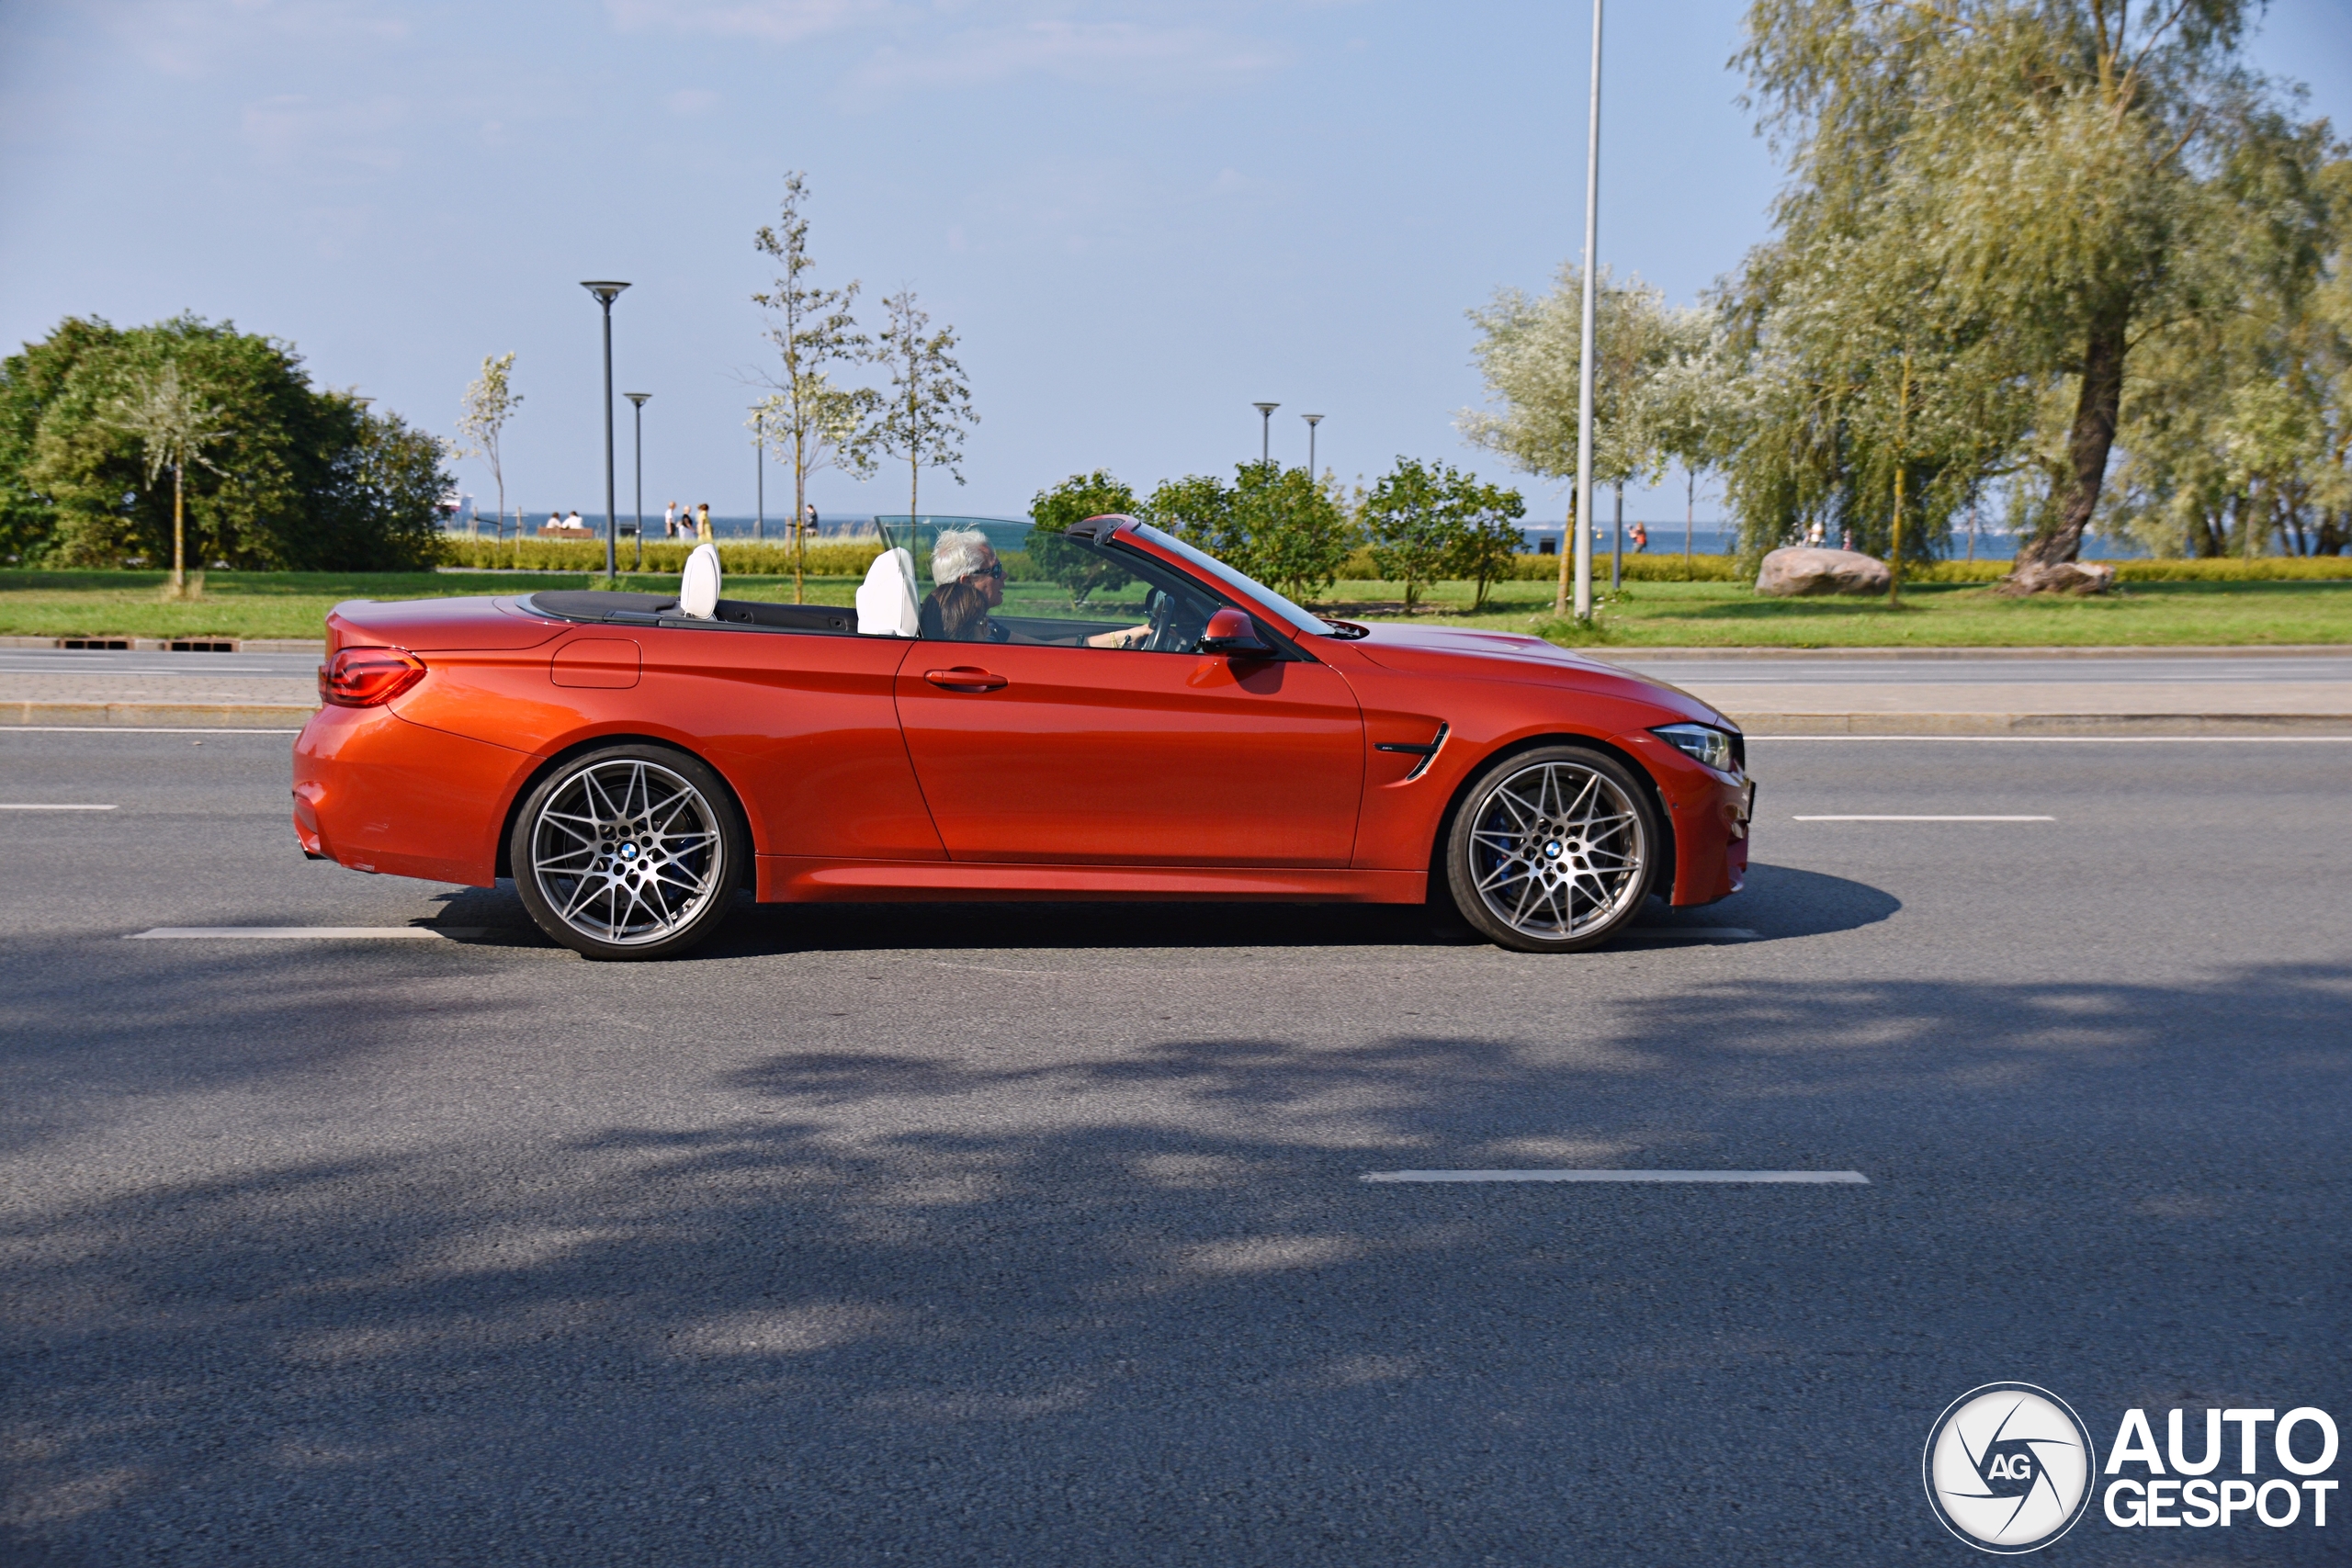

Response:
(923, 667), (1009, 692)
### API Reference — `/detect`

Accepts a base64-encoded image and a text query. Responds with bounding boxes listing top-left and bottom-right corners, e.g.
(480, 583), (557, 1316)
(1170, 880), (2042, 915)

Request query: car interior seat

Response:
(855, 547), (921, 637)
(679, 542), (722, 620)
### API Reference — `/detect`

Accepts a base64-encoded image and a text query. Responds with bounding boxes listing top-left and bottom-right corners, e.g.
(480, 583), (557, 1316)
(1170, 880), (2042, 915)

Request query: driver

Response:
(921, 528), (1149, 648)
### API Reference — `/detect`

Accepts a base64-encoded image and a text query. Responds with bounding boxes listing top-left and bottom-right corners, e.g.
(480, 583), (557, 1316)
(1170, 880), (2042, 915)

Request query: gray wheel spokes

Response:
(1467, 760), (1645, 940)
(532, 759), (723, 946)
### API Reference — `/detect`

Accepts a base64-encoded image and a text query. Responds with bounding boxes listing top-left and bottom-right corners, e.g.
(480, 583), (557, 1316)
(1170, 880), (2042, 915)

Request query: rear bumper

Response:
(293, 705), (534, 886)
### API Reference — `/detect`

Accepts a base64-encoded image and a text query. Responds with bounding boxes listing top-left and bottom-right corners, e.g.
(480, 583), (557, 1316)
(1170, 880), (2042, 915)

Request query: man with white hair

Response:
(918, 528), (1009, 642)
(918, 527), (1153, 647)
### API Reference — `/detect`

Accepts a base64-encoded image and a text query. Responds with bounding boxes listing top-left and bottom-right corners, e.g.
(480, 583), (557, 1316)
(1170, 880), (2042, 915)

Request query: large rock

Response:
(1755, 546), (1892, 597)
(1996, 558), (2117, 596)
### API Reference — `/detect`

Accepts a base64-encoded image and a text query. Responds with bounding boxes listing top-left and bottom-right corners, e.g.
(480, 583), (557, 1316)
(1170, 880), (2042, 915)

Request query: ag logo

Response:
(1923, 1383), (2098, 1552)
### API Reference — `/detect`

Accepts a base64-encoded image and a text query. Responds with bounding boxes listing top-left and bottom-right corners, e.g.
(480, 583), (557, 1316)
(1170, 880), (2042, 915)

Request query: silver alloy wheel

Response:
(1465, 758), (1647, 941)
(527, 758), (725, 947)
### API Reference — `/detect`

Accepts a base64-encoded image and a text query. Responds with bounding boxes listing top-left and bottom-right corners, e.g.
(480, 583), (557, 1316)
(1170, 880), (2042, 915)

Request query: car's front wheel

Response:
(511, 744), (746, 960)
(1445, 744), (1660, 953)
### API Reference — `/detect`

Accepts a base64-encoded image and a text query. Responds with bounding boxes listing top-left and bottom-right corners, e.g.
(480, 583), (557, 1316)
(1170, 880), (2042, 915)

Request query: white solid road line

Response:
(1632, 926), (1760, 939)
(1792, 814), (2053, 821)
(0, 803), (118, 810)
(1755, 735), (2352, 743)
(128, 926), (487, 940)
(1362, 1168), (1871, 1184)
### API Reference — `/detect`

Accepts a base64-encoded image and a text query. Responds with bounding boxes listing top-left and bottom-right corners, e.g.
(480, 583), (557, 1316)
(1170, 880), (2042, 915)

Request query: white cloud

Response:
(605, 0), (891, 46)
(239, 93), (410, 174)
(848, 18), (1284, 94)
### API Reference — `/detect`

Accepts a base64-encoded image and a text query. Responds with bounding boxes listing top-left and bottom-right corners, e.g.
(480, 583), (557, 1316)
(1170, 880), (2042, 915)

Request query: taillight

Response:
(320, 647), (426, 707)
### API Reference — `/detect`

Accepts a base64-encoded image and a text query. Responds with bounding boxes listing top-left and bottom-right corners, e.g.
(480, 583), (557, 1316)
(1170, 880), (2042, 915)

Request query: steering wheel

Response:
(1142, 589), (1174, 652)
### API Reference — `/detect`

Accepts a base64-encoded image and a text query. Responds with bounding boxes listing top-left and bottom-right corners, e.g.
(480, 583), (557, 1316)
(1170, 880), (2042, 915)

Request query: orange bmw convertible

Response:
(292, 517), (1751, 959)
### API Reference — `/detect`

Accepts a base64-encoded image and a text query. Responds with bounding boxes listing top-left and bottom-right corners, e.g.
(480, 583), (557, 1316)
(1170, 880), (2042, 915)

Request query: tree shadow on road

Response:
(5, 951), (2346, 1565)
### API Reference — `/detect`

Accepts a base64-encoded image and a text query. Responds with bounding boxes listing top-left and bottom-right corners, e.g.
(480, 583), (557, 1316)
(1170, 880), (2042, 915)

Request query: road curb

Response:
(0, 636), (325, 653)
(1727, 711), (2352, 736)
(0, 702), (318, 728)
(1603, 644), (2352, 662)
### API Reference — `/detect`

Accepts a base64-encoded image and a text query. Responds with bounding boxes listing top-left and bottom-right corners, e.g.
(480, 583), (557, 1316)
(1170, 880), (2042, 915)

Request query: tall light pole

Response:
(1561, 1), (1603, 623)
(1302, 413), (1323, 476)
(625, 392), (650, 571)
(1253, 401), (1279, 465)
(753, 409), (764, 542)
(580, 281), (630, 582)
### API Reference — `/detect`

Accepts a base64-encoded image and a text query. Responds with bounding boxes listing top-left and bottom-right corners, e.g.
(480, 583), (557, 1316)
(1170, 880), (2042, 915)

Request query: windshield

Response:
(1123, 523), (1337, 637)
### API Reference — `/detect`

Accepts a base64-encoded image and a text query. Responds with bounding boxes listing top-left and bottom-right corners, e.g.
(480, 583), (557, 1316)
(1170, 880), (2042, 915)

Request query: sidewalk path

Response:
(3, 645), (2348, 732)
(1604, 649), (2352, 734)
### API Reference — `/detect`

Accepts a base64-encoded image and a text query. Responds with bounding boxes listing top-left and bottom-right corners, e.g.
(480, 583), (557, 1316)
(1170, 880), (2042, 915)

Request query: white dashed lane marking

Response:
(128, 927), (487, 940)
(1362, 1169), (1871, 1185)
(1792, 814), (2053, 821)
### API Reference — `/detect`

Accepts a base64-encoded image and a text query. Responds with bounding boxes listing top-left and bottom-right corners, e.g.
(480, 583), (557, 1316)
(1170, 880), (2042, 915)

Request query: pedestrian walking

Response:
(696, 502), (712, 542)
(1631, 522), (1649, 554)
(663, 501), (678, 539)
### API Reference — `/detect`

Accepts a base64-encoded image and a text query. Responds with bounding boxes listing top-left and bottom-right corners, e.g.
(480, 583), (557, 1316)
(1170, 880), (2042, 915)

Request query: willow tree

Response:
(106, 361), (226, 595)
(1737, 0), (2333, 588)
(1460, 265), (1699, 603)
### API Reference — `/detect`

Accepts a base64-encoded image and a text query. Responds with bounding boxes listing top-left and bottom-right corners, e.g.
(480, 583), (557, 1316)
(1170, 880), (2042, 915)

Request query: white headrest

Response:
(855, 547), (921, 637)
(679, 542), (722, 620)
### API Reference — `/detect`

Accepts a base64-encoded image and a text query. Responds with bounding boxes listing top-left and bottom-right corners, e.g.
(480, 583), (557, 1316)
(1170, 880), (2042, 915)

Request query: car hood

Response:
(1340, 622), (1735, 728)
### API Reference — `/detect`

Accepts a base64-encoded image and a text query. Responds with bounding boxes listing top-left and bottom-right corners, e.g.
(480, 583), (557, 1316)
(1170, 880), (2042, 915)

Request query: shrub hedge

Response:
(440, 537), (886, 576)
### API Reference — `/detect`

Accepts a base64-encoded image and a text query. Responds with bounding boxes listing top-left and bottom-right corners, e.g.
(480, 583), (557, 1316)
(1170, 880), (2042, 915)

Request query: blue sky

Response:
(2, 1), (2346, 526)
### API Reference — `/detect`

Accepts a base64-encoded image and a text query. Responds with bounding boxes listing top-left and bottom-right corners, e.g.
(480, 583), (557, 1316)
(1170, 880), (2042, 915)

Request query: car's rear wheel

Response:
(511, 744), (745, 960)
(1445, 744), (1659, 953)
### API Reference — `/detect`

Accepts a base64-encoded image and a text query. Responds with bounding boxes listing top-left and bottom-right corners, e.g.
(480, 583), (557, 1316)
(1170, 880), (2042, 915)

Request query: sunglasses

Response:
(968, 562), (1005, 580)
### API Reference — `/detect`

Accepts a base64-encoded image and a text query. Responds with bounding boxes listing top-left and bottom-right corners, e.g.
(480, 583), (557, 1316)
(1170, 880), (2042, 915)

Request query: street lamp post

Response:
(754, 410), (764, 542)
(580, 282), (631, 582)
(625, 392), (650, 571)
(1302, 413), (1323, 477)
(1253, 401), (1279, 465)
(1562, 0), (1603, 623)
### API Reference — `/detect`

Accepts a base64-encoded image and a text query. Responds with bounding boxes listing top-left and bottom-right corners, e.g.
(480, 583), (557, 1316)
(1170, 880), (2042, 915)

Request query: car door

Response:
(891, 538), (1363, 866)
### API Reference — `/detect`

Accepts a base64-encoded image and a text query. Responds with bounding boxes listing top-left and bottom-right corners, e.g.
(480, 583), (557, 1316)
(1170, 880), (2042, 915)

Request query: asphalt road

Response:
(3, 729), (2346, 1565)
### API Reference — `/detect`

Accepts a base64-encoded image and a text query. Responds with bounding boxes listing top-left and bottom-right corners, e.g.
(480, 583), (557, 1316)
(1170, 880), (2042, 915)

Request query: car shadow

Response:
(418, 862), (1898, 957)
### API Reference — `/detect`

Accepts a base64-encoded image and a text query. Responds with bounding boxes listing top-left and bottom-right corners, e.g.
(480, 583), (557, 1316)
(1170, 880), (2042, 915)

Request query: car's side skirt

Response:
(758, 856), (1428, 905)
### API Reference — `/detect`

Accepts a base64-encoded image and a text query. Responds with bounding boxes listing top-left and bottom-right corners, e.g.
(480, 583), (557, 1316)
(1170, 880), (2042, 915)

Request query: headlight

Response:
(1652, 722), (1742, 776)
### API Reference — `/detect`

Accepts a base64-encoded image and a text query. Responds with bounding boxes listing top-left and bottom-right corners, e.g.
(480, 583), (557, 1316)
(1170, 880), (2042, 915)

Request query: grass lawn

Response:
(3, 568), (2347, 647)
(0, 570), (863, 640)
(1322, 575), (2352, 648)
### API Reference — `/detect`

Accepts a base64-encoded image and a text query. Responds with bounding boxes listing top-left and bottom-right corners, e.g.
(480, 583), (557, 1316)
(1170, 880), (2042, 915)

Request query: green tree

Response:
(752, 174), (878, 602)
(864, 289), (977, 532)
(1362, 457), (1460, 611)
(1144, 464), (1353, 603)
(1027, 469), (1139, 604)
(1234, 462), (1355, 604)
(1736, 0), (2336, 588)
(105, 361), (226, 595)
(1443, 474), (1529, 611)
(455, 352), (520, 562)
(1, 314), (447, 570)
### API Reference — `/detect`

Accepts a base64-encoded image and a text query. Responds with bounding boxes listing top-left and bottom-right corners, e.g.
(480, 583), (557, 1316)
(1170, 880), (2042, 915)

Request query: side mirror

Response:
(1198, 606), (1272, 656)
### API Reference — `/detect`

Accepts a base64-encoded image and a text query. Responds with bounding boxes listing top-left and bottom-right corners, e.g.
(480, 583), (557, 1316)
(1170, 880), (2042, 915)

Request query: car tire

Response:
(510, 743), (748, 961)
(1444, 743), (1661, 953)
